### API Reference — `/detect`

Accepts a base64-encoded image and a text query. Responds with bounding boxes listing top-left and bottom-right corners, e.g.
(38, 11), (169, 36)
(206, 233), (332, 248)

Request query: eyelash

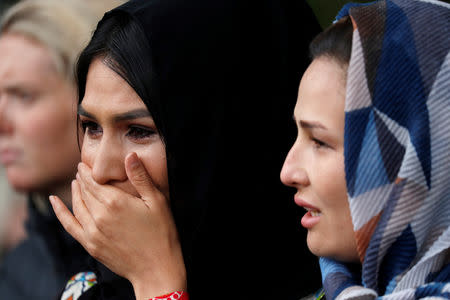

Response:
(80, 120), (102, 138)
(311, 138), (329, 149)
(80, 120), (156, 141)
(126, 125), (156, 140)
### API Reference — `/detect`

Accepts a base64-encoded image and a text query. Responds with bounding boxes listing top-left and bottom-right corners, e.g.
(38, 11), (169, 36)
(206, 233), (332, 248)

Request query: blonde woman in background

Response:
(0, 0), (125, 299)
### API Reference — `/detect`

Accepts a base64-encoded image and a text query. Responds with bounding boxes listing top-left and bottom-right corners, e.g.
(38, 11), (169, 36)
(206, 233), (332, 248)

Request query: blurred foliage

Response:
(307, 0), (374, 29)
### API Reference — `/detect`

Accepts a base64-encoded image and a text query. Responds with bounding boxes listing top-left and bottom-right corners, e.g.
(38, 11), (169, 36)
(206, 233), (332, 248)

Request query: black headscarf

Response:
(79, 0), (322, 299)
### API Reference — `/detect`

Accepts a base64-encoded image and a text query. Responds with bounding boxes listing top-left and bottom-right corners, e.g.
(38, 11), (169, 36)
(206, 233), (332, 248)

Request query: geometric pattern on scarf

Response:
(320, 1), (450, 299)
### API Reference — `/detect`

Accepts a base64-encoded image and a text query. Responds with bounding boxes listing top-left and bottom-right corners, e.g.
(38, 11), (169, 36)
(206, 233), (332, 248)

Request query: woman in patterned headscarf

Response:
(281, 0), (449, 299)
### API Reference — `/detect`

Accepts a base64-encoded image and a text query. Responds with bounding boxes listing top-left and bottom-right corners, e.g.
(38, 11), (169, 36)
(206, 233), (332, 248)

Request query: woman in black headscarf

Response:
(51, 0), (322, 299)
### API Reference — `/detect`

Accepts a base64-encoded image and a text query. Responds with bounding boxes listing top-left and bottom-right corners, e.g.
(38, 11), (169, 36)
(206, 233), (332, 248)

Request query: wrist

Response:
(131, 270), (187, 300)
(149, 291), (189, 300)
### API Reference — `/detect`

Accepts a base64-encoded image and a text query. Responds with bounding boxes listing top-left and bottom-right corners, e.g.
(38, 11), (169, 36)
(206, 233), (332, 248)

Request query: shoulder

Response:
(0, 236), (64, 299)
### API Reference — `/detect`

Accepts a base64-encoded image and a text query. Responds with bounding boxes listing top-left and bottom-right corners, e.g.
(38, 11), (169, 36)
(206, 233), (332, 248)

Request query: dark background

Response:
(0, 0), (374, 28)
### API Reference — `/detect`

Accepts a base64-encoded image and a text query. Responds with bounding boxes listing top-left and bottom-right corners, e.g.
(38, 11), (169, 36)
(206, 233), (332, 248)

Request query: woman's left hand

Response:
(50, 152), (186, 299)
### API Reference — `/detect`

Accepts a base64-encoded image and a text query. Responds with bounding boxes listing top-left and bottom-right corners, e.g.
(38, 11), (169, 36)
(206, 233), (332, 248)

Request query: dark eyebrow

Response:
(78, 104), (96, 119)
(299, 120), (327, 130)
(112, 109), (151, 122)
(78, 104), (151, 122)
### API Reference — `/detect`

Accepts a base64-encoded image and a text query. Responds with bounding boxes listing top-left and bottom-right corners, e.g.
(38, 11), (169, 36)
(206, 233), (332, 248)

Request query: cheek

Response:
(21, 101), (78, 158)
(6, 99), (79, 189)
(137, 141), (169, 197)
(81, 138), (97, 168)
(315, 154), (347, 207)
(319, 158), (356, 259)
(20, 110), (55, 144)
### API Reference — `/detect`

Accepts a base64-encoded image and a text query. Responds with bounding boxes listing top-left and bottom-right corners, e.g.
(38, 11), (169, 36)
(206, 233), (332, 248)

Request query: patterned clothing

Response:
(320, 0), (450, 299)
(61, 272), (98, 300)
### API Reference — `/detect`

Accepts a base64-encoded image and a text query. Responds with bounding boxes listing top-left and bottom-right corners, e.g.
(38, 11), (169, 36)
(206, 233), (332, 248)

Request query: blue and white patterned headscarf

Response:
(320, 0), (450, 299)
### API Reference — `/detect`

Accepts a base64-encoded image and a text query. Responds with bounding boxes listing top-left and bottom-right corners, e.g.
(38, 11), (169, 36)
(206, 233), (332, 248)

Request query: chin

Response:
(8, 179), (33, 194)
(307, 239), (352, 263)
(6, 170), (47, 195)
(306, 232), (322, 258)
(4, 170), (27, 192)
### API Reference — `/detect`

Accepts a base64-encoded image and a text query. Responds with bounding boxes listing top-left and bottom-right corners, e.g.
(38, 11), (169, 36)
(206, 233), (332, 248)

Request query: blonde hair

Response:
(0, 0), (125, 82)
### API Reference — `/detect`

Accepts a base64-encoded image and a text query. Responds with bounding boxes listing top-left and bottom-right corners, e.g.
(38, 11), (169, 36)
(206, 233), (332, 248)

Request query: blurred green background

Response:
(307, 0), (374, 28)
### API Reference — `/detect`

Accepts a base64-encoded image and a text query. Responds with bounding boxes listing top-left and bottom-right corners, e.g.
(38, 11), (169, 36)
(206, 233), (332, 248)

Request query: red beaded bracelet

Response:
(149, 291), (189, 300)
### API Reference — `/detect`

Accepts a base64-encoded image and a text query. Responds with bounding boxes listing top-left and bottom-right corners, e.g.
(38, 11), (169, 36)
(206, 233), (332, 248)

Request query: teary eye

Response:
(81, 120), (102, 138)
(126, 125), (156, 140)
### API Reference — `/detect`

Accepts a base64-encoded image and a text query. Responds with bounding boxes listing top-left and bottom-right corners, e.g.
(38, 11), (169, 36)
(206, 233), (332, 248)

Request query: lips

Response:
(0, 148), (20, 165)
(294, 196), (322, 229)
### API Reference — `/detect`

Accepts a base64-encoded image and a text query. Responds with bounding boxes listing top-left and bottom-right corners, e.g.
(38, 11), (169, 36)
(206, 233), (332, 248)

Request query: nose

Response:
(90, 136), (127, 185)
(0, 96), (13, 135)
(280, 140), (310, 188)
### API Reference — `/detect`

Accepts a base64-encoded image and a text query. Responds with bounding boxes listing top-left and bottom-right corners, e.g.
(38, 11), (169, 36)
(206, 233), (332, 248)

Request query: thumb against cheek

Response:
(125, 152), (157, 203)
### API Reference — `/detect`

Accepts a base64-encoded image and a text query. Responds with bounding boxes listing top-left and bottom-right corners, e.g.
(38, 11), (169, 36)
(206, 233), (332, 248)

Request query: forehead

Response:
(0, 33), (55, 85)
(81, 58), (146, 113)
(295, 58), (346, 127)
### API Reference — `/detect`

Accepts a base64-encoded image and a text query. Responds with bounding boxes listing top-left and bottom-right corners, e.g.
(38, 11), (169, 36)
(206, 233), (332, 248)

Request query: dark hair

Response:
(309, 16), (353, 67)
(76, 11), (157, 120)
(75, 11), (162, 148)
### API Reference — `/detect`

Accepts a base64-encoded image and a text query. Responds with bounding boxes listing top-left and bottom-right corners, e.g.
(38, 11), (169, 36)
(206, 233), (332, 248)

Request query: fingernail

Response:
(128, 153), (140, 169)
(49, 195), (55, 205)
